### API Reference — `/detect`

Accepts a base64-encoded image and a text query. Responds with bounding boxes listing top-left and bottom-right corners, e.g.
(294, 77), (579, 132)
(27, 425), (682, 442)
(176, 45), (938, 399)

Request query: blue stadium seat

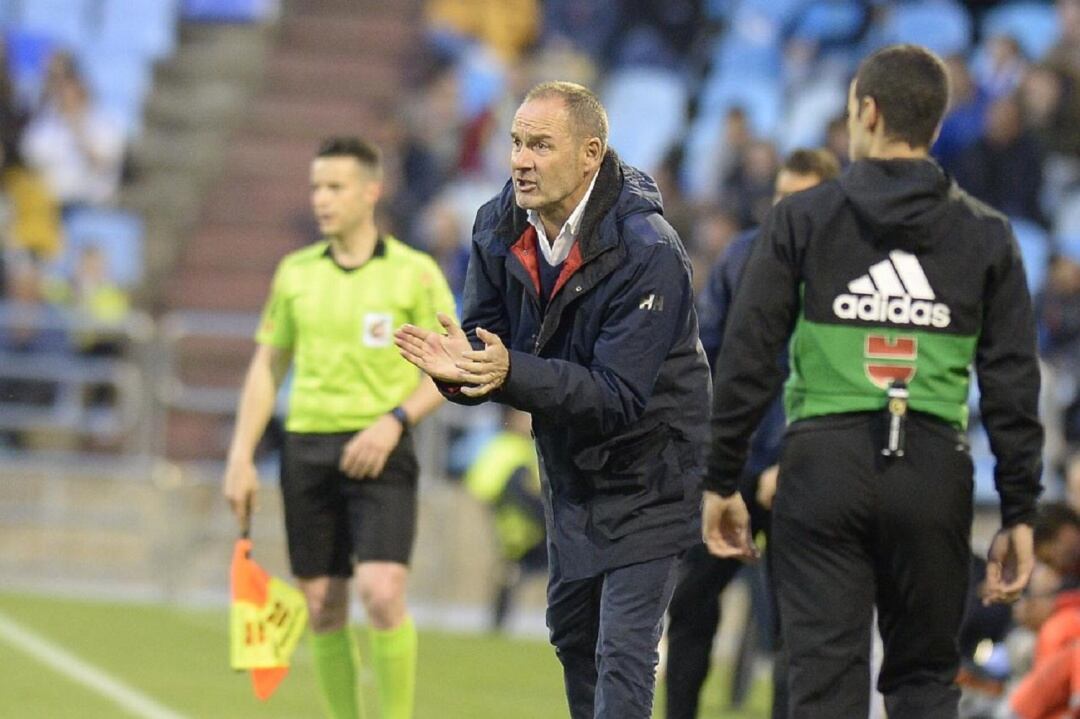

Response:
(182, 0), (272, 23)
(790, 1), (867, 45)
(99, 0), (179, 61)
(5, 28), (57, 108)
(603, 68), (687, 173)
(698, 72), (783, 137)
(17, 0), (95, 51)
(981, 2), (1060, 61)
(61, 209), (144, 287)
(875, 0), (973, 57)
(1009, 217), (1050, 296)
(77, 50), (153, 136)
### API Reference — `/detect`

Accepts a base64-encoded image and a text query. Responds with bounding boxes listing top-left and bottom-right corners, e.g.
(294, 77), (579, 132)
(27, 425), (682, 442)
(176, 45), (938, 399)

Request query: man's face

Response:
(310, 156), (379, 238)
(773, 170), (822, 204)
(510, 97), (598, 217)
(846, 81), (873, 162)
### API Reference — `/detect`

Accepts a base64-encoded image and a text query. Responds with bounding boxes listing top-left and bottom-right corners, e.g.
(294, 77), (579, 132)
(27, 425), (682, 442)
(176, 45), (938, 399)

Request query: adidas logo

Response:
(833, 251), (951, 328)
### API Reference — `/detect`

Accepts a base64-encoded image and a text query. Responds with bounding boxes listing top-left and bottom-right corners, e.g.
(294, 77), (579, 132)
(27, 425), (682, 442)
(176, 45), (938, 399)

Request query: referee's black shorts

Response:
(280, 430), (419, 578)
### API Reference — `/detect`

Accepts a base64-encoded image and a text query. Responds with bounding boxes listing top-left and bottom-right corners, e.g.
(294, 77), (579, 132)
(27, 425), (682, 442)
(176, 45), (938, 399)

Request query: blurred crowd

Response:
(387, 0), (1080, 491)
(0, 26), (144, 449)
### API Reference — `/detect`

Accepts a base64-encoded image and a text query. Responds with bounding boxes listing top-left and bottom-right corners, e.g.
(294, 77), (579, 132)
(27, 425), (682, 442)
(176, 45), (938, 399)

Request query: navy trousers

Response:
(547, 553), (681, 719)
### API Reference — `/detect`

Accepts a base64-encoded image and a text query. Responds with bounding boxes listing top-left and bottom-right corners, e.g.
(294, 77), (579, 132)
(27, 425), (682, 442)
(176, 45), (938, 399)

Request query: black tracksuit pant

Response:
(665, 488), (786, 719)
(772, 412), (973, 719)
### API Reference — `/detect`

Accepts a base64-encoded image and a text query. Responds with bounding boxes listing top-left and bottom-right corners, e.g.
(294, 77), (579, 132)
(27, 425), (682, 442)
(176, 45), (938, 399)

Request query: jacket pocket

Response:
(576, 426), (687, 540)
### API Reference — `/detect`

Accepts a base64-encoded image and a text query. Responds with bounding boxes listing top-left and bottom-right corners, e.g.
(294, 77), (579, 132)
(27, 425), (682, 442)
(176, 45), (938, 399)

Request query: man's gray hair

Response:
(523, 81), (609, 150)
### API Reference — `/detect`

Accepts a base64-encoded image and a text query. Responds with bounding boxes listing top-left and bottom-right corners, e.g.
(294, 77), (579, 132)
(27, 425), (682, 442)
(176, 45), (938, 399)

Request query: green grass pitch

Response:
(0, 592), (769, 718)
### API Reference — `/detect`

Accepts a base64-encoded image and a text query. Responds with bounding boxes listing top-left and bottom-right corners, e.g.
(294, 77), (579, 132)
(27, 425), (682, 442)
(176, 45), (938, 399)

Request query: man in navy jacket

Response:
(396, 81), (710, 719)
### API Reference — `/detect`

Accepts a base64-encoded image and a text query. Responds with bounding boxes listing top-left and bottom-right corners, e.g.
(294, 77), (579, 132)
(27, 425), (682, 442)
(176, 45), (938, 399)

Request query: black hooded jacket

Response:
(707, 158), (1043, 527)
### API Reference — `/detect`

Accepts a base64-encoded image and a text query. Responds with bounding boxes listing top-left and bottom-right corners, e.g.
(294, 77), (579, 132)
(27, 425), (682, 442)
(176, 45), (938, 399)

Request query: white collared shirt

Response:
(526, 170), (600, 266)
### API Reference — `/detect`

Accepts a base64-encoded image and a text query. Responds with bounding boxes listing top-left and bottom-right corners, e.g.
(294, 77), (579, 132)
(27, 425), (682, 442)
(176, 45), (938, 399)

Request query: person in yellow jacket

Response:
(464, 408), (547, 630)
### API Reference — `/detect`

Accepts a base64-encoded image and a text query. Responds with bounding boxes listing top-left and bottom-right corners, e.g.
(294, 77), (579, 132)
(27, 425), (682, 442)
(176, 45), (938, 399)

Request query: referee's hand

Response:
(340, 415), (403, 480)
(223, 457), (259, 530)
(982, 523), (1035, 606)
(702, 490), (759, 563)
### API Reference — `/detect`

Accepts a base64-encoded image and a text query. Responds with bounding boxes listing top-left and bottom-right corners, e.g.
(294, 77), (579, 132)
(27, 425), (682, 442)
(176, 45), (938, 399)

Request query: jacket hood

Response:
(838, 158), (953, 252)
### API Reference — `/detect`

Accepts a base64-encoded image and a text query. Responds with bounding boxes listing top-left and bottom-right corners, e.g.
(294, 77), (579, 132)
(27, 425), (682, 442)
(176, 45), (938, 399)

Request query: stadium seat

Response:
(60, 208), (145, 287)
(4, 28), (57, 108)
(17, 0), (95, 51)
(99, 0), (180, 61)
(874, 0), (973, 57)
(77, 49), (153, 137)
(182, 0), (273, 23)
(1009, 217), (1050, 296)
(790, 0), (867, 45)
(777, 74), (847, 154)
(698, 72), (783, 136)
(981, 1), (1059, 61)
(603, 67), (687, 173)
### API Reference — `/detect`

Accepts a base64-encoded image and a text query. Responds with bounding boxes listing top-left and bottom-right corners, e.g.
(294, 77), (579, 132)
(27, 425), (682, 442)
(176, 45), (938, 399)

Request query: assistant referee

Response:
(223, 136), (456, 719)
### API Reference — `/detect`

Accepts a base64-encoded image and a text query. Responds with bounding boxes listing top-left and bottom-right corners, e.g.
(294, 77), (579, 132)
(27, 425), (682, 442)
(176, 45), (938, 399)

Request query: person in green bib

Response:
(464, 408), (547, 631)
(222, 136), (457, 719)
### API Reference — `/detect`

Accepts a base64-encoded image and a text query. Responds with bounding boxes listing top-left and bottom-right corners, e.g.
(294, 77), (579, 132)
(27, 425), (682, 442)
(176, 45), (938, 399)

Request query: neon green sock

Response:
(368, 616), (417, 719)
(309, 628), (363, 719)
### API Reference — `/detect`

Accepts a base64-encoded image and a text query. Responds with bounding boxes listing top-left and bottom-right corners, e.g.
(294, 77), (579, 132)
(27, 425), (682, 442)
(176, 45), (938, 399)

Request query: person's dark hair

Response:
(854, 44), (949, 149)
(316, 136), (382, 177)
(523, 81), (609, 149)
(782, 148), (841, 181)
(1033, 502), (1080, 547)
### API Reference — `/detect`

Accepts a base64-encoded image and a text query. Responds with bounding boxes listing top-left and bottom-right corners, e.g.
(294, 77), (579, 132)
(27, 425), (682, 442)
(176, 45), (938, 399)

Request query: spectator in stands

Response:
(721, 139), (780, 229)
(1005, 562), (1080, 719)
(1047, 0), (1080, 75)
(1066, 454), (1080, 513)
(825, 113), (850, 166)
(973, 35), (1026, 100)
(934, 55), (988, 172)
(0, 254), (68, 447)
(54, 244), (131, 357)
(1036, 240), (1080, 442)
(954, 94), (1044, 225)
(20, 52), (126, 211)
(0, 39), (26, 171)
(1033, 502), (1080, 579)
(1020, 63), (1080, 157)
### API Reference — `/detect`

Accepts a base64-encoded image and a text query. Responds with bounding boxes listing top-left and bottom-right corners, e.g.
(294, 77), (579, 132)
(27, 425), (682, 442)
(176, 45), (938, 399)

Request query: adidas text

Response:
(833, 293), (951, 328)
(833, 250), (951, 328)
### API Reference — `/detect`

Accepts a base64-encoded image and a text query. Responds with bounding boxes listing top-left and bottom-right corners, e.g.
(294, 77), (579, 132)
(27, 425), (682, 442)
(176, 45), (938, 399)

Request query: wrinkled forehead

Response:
(512, 97), (574, 139)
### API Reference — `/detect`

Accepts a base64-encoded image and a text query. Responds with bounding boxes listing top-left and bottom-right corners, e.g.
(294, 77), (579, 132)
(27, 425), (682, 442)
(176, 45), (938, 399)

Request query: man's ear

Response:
(583, 137), (603, 167)
(861, 95), (879, 133)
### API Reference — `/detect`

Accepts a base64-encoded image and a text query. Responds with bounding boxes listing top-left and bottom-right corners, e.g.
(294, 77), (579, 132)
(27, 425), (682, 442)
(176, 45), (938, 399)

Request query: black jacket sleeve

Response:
(706, 202), (802, 495)
(976, 228), (1044, 527)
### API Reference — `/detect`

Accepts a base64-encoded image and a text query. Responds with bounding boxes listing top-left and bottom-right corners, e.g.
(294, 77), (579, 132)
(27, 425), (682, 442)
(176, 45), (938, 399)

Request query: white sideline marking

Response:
(0, 609), (188, 719)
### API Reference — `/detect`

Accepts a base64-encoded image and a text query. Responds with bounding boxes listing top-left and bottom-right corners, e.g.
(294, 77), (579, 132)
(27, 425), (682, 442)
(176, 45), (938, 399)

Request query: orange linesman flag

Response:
(230, 537), (308, 700)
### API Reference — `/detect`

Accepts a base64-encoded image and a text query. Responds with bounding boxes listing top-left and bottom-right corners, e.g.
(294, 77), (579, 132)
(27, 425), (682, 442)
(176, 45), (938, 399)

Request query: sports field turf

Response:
(0, 592), (769, 718)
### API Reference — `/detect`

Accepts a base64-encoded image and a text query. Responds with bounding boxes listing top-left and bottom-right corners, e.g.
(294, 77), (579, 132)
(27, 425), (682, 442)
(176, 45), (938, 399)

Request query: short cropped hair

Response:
(316, 136), (382, 178)
(523, 81), (609, 149)
(782, 148), (841, 181)
(854, 44), (949, 150)
(1034, 502), (1080, 547)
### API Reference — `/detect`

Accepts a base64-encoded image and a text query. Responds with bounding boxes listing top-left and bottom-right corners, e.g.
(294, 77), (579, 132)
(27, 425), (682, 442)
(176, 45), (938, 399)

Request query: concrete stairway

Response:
(159, 0), (420, 460)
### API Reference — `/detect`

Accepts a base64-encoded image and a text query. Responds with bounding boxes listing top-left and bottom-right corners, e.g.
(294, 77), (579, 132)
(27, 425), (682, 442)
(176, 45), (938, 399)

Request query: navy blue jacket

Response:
(698, 230), (786, 484)
(447, 151), (711, 580)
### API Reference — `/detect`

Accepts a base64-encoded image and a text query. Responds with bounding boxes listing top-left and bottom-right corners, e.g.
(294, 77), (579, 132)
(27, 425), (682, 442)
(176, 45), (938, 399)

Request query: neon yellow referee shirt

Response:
(256, 236), (457, 433)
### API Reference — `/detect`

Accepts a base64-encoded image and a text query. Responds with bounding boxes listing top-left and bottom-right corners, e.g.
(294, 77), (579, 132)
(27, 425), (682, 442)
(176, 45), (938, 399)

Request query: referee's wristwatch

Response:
(389, 406), (411, 431)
